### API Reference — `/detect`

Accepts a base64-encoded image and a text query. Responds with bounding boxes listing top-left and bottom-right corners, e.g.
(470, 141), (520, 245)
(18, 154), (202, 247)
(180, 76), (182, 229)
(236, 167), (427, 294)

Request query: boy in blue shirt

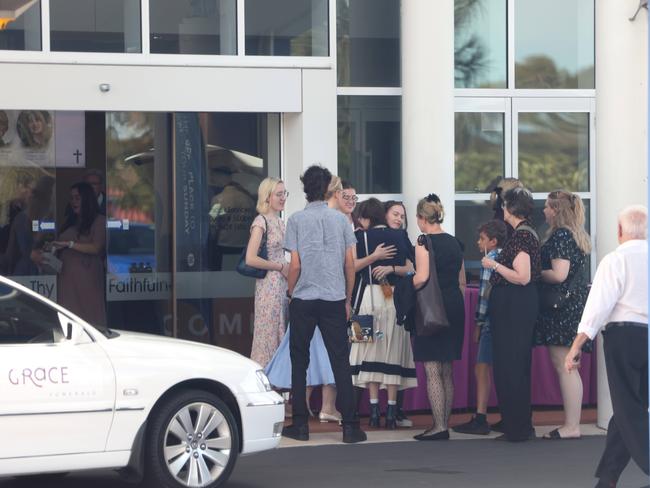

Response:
(453, 219), (507, 435)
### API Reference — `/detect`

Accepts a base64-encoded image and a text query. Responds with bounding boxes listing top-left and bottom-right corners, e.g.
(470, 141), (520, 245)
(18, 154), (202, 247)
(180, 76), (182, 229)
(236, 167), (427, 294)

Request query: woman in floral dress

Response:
(246, 177), (289, 367)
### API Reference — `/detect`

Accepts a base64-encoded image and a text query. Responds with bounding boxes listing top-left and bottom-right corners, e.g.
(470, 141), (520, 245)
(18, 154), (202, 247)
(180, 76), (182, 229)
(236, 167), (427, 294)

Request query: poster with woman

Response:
(0, 110), (55, 167)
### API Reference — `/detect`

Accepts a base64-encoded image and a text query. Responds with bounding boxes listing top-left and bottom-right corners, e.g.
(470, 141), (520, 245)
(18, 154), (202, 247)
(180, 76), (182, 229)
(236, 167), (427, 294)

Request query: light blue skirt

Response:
(264, 324), (336, 389)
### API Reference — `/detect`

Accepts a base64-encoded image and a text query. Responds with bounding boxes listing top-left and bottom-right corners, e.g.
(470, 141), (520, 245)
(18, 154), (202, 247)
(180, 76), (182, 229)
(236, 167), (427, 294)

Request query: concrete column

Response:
(401, 0), (455, 242)
(594, 0), (648, 428)
(283, 68), (338, 217)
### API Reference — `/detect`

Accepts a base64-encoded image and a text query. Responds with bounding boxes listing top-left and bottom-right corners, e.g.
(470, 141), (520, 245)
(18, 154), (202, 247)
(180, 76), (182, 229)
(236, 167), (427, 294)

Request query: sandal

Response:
(543, 428), (581, 440)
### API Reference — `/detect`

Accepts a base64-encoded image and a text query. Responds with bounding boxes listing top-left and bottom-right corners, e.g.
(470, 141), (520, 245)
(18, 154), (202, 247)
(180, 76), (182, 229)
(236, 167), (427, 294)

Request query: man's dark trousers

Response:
(595, 324), (649, 484)
(289, 298), (356, 426)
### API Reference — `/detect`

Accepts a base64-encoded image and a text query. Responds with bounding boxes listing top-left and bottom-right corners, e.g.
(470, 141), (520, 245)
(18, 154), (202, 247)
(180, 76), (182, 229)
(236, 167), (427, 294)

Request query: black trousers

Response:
(289, 298), (357, 427)
(489, 284), (538, 441)
(595, 325), (649, 484)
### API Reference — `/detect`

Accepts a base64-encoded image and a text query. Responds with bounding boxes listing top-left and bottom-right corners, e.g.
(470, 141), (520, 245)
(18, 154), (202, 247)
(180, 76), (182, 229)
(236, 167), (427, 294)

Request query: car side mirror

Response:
(66, 323), (73, 341)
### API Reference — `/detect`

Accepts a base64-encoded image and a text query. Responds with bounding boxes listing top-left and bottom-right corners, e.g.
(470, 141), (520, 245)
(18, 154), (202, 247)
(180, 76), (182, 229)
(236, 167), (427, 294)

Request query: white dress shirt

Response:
(577, 239), (648, 340)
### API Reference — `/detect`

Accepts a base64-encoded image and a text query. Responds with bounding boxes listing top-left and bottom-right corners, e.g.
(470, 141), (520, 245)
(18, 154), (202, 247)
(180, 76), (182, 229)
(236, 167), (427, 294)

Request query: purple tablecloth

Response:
(363, 286), (597, 412)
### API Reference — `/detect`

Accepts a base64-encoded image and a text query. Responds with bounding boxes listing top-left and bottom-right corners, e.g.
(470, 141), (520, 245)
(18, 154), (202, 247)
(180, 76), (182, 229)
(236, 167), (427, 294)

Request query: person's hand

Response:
(481, 257), (497, 270)
(473, 325), (481, 344)
(372, 265), (392, 281)
(565, 349), (582, 373)
(51, 241), (69, 250)
(345, 300), (352, 321)
(280, 262), (289, 279)
(372, 243), (396, 261)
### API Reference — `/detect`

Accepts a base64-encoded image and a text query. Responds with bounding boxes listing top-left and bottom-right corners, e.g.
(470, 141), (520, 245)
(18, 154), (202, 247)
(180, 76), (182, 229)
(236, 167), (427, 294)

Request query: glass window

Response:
(455, 0), (507, 88)
(338, 96), (401, 194)
(0, 283), (62, 344)
(245, 0), (328, 56)
(50, 0), (141, 53)
(455, 112), (505, 192)
(518, 112), (589, 193)
(515, 0), (594, 89)
(150, 0), (237, 55)
(337, 0), (400, 87)
(0, 0), (41, 51)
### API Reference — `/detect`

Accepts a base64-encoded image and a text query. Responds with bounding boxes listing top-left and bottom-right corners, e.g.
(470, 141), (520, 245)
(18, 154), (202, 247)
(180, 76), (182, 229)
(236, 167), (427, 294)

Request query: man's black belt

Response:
(604, 321), (648, 331)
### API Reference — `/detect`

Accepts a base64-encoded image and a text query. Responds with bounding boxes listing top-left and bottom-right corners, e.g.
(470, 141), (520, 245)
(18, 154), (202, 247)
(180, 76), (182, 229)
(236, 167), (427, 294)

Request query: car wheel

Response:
(145, 389), (239, 488)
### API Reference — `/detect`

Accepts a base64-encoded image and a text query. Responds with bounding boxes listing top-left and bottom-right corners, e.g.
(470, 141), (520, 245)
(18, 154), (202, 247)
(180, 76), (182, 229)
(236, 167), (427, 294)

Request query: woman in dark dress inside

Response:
(412, 194), (466, 441)
(536, 190), (591, 439)
(481, 187), (541, 442)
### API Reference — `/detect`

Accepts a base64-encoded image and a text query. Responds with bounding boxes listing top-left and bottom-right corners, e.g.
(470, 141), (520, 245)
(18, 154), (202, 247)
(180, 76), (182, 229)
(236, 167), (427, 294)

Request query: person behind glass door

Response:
(350, 198), (417, 429)
(536, 190), (591, 440)
(565, 205), (648, 487)
(411, 194), (466, 441)
(246, 177), (289, 368)
(481, 187), (541, 442)
(381, 200), (415, 428)
(51, 182), (107, 328)
(84, 169), (106, 215)
(0, 170), (35, 272)
(490, 177), (524, 238)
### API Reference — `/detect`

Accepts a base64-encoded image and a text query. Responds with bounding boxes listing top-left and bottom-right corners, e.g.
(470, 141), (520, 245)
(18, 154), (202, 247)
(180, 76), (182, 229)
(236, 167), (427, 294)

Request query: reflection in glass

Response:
(337, 0), (400, 87)
(455, 112), (505, 192)
(0, 0), (41, 51)
(515, 0), (594, 88)
(455, 0), (507, 88)
(338, 96), (401, 194)
(50, 0), (141, 53)
(518, 112), (589, 193)
(150, 0), (237, 55)
(455, 200), (494, 283)
(245, 0), (328, 56)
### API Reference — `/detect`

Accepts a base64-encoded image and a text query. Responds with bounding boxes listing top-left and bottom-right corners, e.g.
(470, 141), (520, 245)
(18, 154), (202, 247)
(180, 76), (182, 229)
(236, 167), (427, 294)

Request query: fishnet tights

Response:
(423, 361), (454, 433)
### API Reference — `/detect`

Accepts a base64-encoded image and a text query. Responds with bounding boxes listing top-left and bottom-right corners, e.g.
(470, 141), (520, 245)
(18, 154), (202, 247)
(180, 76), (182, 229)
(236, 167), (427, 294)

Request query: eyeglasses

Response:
(275, 191), (289, 198)
(342, 194), (358, 202)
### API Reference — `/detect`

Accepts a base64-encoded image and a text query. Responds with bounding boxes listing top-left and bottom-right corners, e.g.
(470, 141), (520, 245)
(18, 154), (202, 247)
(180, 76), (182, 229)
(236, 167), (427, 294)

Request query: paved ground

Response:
(2, 428), (648, 488)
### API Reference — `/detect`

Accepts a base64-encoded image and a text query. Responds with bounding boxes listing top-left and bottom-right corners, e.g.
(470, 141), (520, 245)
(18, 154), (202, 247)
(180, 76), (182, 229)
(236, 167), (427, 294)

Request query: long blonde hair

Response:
(256, 177), (283, 214)
(546, 190), (591, 254)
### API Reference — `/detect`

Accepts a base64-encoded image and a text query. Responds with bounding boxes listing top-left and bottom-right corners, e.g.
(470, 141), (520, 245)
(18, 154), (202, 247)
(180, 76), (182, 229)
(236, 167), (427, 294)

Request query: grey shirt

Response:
(284, 201), (357, 301)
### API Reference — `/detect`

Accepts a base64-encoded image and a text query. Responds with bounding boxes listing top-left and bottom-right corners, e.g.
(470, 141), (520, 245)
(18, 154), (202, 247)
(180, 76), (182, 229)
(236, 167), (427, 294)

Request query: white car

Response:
(0, 275), (284, 488)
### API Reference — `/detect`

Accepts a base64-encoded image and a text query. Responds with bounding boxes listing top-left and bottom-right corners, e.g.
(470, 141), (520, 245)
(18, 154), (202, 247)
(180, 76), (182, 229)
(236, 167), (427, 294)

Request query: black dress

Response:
(412, 233), (465, 363)
(535, 228), (591, 350)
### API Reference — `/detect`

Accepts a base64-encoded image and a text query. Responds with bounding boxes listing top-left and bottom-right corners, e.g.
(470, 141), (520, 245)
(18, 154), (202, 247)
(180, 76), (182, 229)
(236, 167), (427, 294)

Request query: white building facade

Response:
(0, 0), (647, 421)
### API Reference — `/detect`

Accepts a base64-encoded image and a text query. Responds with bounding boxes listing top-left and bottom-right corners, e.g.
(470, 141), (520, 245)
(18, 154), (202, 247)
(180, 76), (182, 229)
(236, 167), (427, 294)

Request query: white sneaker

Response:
(396, 417), (413, 428)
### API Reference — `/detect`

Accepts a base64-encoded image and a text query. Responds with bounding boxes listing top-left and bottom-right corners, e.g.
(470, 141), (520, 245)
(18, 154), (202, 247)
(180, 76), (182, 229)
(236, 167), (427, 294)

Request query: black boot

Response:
(342, 423), (367, 444)
(385, 404), (397, 430)
(369, 403), (380, 427)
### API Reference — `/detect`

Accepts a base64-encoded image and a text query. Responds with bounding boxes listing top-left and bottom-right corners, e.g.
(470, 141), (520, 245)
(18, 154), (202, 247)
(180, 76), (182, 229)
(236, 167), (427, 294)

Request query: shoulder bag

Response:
(236, 215), (268, 279)
(415, 234), (450, 336)
(539, 260), (585, 312)
(349, 232), (375, 343)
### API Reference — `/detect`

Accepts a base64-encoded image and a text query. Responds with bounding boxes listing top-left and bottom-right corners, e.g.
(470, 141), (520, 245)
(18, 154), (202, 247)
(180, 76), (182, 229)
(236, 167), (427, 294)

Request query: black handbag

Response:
(349, 232), (375, 343)
(539, 263), (584, 312)
(236, 215), (268, 279)
(415, 234), (450, 336)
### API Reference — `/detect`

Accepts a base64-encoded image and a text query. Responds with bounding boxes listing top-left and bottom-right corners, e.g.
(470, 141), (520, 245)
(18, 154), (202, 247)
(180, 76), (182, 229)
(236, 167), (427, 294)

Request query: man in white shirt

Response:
(566, 205), (648, 488)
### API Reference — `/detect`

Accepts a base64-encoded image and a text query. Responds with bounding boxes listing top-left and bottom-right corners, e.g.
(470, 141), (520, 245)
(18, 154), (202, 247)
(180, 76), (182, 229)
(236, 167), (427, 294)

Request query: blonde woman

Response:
(247, 177), (289, 367)
(536, 190), (591, 440)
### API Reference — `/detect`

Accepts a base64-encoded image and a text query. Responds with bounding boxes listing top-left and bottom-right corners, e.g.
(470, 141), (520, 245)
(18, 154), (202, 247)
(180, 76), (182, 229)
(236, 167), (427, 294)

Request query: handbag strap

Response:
(260, 215), (268, 244)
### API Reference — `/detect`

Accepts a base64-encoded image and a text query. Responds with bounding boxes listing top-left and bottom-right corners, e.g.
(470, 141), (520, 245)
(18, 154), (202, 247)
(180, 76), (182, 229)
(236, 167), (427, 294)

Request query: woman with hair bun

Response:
(411, 194), (466, 441)
(536, 190), (591, 440)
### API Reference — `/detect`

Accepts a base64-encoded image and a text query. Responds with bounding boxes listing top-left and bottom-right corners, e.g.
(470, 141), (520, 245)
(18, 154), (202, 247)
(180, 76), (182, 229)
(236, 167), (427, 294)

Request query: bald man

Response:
(566, 205), (648, 488)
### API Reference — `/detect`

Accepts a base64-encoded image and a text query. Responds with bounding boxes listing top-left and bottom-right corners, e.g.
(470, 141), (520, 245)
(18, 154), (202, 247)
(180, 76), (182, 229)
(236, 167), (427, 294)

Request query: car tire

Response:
(144, 389), (239, 488)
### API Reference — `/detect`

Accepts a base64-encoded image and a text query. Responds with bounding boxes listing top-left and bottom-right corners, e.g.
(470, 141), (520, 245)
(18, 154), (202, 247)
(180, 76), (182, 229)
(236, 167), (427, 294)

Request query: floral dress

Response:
(535, 228), (591, 350)
(250, 214), (288, 367)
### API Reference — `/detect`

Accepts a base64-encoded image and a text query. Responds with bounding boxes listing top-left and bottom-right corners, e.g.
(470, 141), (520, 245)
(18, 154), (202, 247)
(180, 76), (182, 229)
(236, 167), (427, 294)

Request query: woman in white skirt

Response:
(350, 198), (418, 429)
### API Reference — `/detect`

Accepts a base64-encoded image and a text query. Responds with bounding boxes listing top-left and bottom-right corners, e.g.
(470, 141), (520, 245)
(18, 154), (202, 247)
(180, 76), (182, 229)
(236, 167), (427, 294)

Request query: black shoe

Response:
(494, 428), (535, 442)
(342, 424), (367, 444)
(452, 416), (490, 435)
(395, 408), (413, 428)
(385, 404), (397, 430)
(413, 429), (450, 441)
(281, 423), (309, 441)
(490, 419), (505, 433)
(368, 403), (381, 428)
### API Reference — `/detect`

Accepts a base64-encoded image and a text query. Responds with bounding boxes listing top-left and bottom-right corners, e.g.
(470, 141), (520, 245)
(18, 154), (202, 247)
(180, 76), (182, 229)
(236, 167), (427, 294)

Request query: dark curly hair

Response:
(300, 165), (332, 203)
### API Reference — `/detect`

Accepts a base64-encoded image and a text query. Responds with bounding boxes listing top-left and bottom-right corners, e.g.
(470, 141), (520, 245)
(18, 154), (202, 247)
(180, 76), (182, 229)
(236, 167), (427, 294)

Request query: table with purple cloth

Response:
(360, 285), (597, 413)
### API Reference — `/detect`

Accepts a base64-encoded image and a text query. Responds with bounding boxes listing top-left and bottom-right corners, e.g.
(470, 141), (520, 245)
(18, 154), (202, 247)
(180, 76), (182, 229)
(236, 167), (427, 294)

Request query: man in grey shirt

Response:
(282, 165), (366, 444)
